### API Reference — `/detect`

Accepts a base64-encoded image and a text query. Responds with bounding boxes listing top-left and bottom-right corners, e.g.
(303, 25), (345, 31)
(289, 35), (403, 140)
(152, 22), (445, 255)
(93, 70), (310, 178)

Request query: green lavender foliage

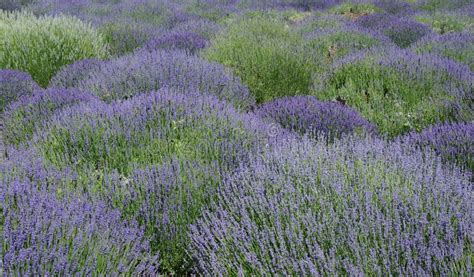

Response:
(0, 11), (109, 87)
(203, 12), (316, 103)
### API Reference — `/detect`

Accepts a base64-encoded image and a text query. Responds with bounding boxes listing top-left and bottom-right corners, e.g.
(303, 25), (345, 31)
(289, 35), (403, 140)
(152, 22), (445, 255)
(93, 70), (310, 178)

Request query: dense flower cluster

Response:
(256, 96), (376, 140)
(34, 89), (281, 176)
(413, 32), (474, 70)
(0, 69), (39, 112)
(400, 122), (474, 172)
(315, 47), (473, 137)
(190, 136), (473, 275)
(1, 150), (159, 275)
(356, 13), (432, 47)
(3, 88), (97, 146)
(76, 50), (254, 109)
(49, 58), (103, 89)
(303, 23), (392, 68)
(142, 31), (208, 54)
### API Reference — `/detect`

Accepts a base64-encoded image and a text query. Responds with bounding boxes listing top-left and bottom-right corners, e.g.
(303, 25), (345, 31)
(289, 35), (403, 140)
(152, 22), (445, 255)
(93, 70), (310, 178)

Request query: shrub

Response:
(170, 18), (221, 40)
(98, 18), (164, 56)
(203, 13), (316, 103)
(0, 11), (109, 87)
(373, 0), (414, 15)
(1, 152), (159, 275)
(314, 47), (473, 137)
(415, 0), (473, 11)
(31, 90), (285, 272)
(304, 24), (390, 68)
(190, 136), (473, 275)
(383, 18), (432, 48)
(49, 58), (103, 89)
(400, 122), (474, 172)
(356, 13), (432, 48)
(329, 2), (382, 19)
(256, 96), (376, 140)
(413, 32), (474, 71)
(296, 14), (349, 35)
(142, 31), (207, 54)
(3, 88), (97, 146)
(77, 50), (255, 110)
(100, 161), (221, 274)
(414, 12), (474, 34)
(34, 89), (282, 177)
(0, 70), (39, 113)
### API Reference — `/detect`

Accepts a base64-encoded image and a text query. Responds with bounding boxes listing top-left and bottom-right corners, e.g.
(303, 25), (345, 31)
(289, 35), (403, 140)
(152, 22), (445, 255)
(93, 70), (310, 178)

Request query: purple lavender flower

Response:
(190, 136), (473, 275)
(49, 58), (103, 89)
(399, 122), (474, 172)
(0, 165), (159, 275)
(413, 32), (474, 70)
(34, 89), (284, 176)
(315, 47), (473, 137)
(3, 88), (98, 146)
(356, 13), (433, 47)
(142, 31), (208, 54)
(0, 69), (40, 112)
(256, 96), (376, 140)
(76, 49), (255, 109)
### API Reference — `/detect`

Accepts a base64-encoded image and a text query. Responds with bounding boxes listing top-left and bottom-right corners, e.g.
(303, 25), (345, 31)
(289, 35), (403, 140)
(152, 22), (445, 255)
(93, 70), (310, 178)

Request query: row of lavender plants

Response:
(1, 0), (473, 275)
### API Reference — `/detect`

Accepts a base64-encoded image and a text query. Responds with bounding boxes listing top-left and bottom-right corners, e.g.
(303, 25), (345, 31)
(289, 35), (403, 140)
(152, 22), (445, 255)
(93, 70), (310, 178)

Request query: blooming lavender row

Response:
(49, 58), (103, 89)
(413, 32), (474, 71)
(33, 89), (283, 176)
(142, 31), (208, 54)
(1, 149), (159, 275)
(190, 136), (473, 275)
(400, 122), (474, 172)
(315, 46), (473, 137)
(2, 88), (98, 146)
(75, 49), (255, 109)
(256, 96), (376, 140)
(356, 12), (433, 47)
(0, 69), (40, 112)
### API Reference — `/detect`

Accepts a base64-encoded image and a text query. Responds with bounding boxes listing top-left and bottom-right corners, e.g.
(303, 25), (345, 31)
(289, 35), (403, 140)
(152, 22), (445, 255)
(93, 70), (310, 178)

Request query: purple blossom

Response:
(315, 46), (473, 136)
(49, 58), (103, 89)
(0, 69), (40, 112)
(399, 122), (474, 172)
(0, 177), (158, 275)
(76, 49), (255, 109)
(142, 31), (208, 54)
(3, 88), (98, 146)
(190, 136), (473, 275)
(256, 96), (376, 140)
(413, 32), (474, 71)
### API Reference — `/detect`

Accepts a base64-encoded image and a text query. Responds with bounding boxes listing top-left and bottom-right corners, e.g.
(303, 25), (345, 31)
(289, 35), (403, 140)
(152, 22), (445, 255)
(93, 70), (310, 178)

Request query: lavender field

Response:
(0, 0), (473, 275)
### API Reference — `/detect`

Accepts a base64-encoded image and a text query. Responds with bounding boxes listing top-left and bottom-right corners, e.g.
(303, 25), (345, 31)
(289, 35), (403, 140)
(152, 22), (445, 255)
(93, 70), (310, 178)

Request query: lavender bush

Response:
(0, 70), (39, 112)
(76, 49), (254, 109)
(3, 88), (97, 146)
(314, 47), (473, 137)
(34, 89), (280, 176)
(99, 160), (221, 274)
(203, 12), (317, 103)
(400, 122), (474, 172)
(142, 31), (208, 54)
(256, 96), (376, 140)
(49, 58), (103, 89)
(304, 23), (391, 68)
(413, 32), (474, 70)
(414, 11), (474, 34)
(190, 136), (473, 275)
(1, 151), (159, 275)
(356, 13), (432, 47)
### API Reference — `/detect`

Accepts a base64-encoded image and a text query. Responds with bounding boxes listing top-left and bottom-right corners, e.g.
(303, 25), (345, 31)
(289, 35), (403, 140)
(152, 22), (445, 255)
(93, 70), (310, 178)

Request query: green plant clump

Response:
(203, 12), (316, 103)
(0, 11), (109, 87)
